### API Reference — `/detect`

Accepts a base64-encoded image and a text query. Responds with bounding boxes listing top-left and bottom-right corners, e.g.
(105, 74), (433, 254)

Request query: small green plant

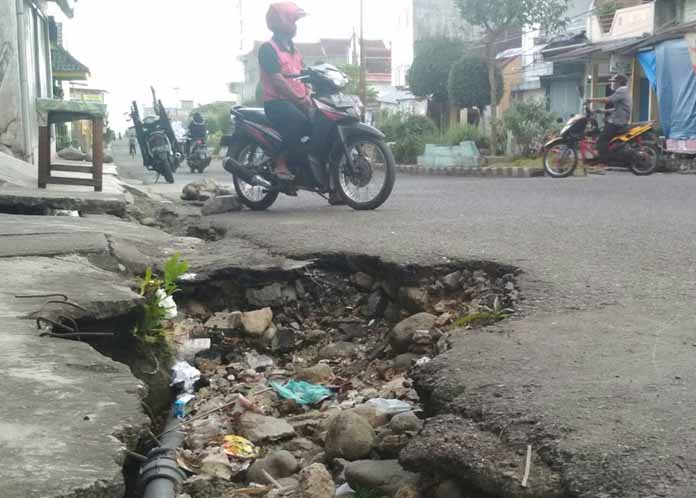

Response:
(502, 99), (559, 157)
(454, 297), (514, 328)
(380, 113), (438, 164)
(354, 489), (389, 498)
(135, 254), (190, 344)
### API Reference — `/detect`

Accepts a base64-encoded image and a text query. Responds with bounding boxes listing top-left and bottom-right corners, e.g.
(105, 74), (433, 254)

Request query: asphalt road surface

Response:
(115, 141), (696, 497)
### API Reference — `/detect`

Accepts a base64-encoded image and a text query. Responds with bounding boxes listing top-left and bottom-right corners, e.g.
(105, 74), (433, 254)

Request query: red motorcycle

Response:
(222, 64), (396, 211)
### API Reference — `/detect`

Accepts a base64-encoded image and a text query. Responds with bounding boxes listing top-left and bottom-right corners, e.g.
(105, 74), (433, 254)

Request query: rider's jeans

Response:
(598, 123), (628, 162)
(264, 99), (312, 170)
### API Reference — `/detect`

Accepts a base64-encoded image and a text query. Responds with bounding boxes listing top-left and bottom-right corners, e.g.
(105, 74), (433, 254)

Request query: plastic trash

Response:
(366, 398), (413, 416)
(171, 361), (201, 393)
(270, 380), (334, 406)
(222, 435), (259, 460)
(416, 356), (432, 366)
(244, 351), (275, 372)
(174, 393), (195, 419)
(180, 338), (211, 362)
(336, 483), (355, 496)
(157, 288), (178, 319)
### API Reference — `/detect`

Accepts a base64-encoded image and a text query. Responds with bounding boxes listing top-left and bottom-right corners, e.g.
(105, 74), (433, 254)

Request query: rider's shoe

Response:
(328, 190), (345, 206)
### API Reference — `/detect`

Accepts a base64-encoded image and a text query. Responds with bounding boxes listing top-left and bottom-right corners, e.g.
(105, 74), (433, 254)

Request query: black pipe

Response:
(139, 409), (186, 498)
(222, 157), (273, 189)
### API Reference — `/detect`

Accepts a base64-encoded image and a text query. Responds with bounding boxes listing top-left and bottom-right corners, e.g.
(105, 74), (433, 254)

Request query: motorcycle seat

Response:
(238, 107), (271, 127)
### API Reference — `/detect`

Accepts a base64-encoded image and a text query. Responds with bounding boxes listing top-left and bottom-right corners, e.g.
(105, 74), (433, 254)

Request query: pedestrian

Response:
(585, 73), (631, 163)
(129, 136), (137, 157)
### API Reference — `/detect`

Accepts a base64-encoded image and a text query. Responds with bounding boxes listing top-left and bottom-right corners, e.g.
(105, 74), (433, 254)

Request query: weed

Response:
(454, 296), (514, 328)
(354, 489), (389, 498)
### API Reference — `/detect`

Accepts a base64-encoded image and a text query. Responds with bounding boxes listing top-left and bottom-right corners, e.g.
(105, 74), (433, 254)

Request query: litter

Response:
(174, 393), (195, 419)
(179, 338), (211, 362)
(336, 483), (355, 496)
(222, 435), (259, 460)
(416, 356), (432, 366)
(366, 398), (413, 416)
(157, 288), (178, 319)
(245, 351), (275, 372)
(270, 380), (334, 406)
(171, 361), (201, 393)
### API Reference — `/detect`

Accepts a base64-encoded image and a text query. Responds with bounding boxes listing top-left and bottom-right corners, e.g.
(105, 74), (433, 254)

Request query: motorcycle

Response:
(221, 63), (396, 211)
(130, 87), (182, 184)
(186, 135), (212, 174)
(543, 103), (658, 178)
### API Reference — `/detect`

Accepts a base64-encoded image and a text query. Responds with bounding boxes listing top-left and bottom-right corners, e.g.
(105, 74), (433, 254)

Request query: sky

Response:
(54, 0), (413, 132)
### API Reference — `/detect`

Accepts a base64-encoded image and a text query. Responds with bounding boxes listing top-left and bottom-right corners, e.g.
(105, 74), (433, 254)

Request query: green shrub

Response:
(502, 100), (559, 157)
(380, 113), (438, 164)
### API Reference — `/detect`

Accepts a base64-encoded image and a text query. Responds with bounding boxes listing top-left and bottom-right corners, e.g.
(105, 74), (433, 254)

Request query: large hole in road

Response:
(55, 254), (522, 498)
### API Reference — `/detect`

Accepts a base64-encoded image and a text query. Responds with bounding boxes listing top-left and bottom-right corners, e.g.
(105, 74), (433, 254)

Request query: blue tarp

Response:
(655, 38), (696, 139)
(637, 50), (657, 90)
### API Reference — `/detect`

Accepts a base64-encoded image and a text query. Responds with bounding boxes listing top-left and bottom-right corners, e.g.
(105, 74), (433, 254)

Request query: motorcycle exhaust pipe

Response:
(223, 157), (272, 189)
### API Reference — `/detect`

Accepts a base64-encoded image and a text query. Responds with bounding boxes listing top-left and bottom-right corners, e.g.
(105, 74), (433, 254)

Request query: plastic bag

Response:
(157, 288), (178, 319)
(365, 398), (413, 416)
(222, 435), (259, 460)
(270, 380), (333, 406)
(171, 361), (201, 393)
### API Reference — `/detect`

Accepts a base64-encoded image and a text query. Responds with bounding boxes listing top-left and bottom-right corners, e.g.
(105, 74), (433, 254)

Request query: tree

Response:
(448, 56), (503, 111)
(455, 0), (568, 154)
(339, 64), (378, 103)
(408, 38), (465, 102)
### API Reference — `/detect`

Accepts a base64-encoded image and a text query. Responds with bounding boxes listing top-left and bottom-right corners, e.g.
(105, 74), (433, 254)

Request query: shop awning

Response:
(544, 37), (642, 62)
(51, 45), (89, 81)
(617, 21), (696, 54)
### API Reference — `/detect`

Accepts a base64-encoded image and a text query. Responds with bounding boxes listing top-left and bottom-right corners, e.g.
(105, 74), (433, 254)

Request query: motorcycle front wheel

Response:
(543, 142), (578, 178)
(160, 154), (175, 184)
(334, 136), (396, 211)
(230, 143), (279, 211)
(629, 145), (658, 176)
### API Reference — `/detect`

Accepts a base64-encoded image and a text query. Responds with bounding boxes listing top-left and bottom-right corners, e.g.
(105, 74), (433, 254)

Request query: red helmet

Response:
(266, 2), (307, 36)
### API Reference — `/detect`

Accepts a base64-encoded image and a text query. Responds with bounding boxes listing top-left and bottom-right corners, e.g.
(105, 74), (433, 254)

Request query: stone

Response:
(412, 330), (433, 345)
(200, 447), (233, 480)
(395, 483), (422, 498)
(345, 460), (417, 497)
(141, 217), (158, 227)
(367, 289), (389, 319)
(389, 412), (423, 434)
(247, 283), (298, 308)
(442, 271), (463, 291)
(247, 450), (299, 484)
(318, 341), (357, 360)
(433, 480), (466, 498)
(436, 312), (455, 327)
(244, 351), (274, 371)
(376, 431), (411, 459)
(299, 463), (335, 498)
(296, 364), (334, 384)
(384, 301), (403, 322)
(353, 272), (375, 291)
(325, 412), (376, 461)
(304, 329), (326, 344)
(57, 146), (85, 161)
(271, 328), (297, 353)
(389, 313), (438, 354)
(394, 353), (419, 370)
(201, 195), (243, 216)
(399, 287), (429, 313)
(182, 179), (230, 201)
(173, 318), (208, 340)
(238, 412), (296, 443)
(241, 308), (274, 336)
(205, 311), (242, 333)
(349, 403), (389, 428)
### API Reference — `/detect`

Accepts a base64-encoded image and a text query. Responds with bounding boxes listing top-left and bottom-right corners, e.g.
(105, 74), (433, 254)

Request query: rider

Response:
(187, 112), (208, 155)
(585, 73), (631, 163)
(259, 2), (313, 182)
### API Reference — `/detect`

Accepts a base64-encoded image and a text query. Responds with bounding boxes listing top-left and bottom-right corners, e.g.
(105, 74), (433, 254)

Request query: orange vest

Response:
(261, 39), (307, 102)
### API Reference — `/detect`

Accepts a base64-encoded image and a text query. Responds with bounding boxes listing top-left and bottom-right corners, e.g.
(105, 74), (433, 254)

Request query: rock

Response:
(296, 364), (334, 384)
(345, 460), (417, 497)
(367, 290), (389, 319)
(384, 301), (403, 322)
(57, 146), (85, 161)
(299, 463), (335, 498)
(277, 477), (300, 492)
(349, 403), (389, 428)
(318, 341), (357, 360)
(201, 195), (243, 215)
(389, 412), (423, 434)
(241, 308), (273, 336)
(182, 179), (231, 201)
(247, 283), (297, 308)
(433, 480), (466, 498)
(200, 447), (233, 480)
(399, 287), (429, 313)
(141, 217), (158, 227)
(247, 450), (299, 484)
(173, 318), (208, 339)
(205, 311), (242, 333)
(238, 412), (296, 443)
(376, 431), (411, 459)
(325, 412), (376, 461)
(353, 272), (375, 291)
(411, 330), (433, 345)
(395, 483), (422, 498)
(389, 313), (438, 354)
(244, 351), (274, 371)
(436, 312), (455, 327)
(442, 271), (463, 291)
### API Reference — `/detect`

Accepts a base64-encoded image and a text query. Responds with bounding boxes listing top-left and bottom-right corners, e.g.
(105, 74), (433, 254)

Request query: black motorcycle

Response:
(186, 135), (212, 174)
(130, 87), (182, 183)
(222, 63), (396, 211)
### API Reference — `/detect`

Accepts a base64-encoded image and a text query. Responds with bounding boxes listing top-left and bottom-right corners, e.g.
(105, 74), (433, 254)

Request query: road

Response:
(115, 142), (696, 497)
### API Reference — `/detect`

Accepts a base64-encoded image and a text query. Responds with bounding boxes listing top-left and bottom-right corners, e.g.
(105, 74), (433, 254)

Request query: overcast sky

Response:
(55, 0), (412, 131)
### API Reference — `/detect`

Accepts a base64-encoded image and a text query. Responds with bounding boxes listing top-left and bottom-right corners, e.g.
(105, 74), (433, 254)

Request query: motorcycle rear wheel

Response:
(333, 135), (396, 211)
(543, 142), (578, 178)
(230, 143), (279, 211)
(629, 145), (658, 176)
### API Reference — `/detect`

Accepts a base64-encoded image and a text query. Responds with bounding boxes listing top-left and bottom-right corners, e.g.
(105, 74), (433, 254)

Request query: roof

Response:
(377, 87), (422, 104)
(496, 47), (524, 60)
(51, 45), (89, 80)
(618, 20), (696, 54)
(295, 42), (325, 58)
(544, 37), (643, 62)
(319, 38), (351, 58)
(48, 0), (76, 18)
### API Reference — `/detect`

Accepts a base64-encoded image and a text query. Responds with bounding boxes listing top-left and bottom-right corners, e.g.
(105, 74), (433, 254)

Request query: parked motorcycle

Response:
(130, 87), (182, 183)
(186, 136), (212, 174)
(543, 103), (658, 177)
(222, 63), (396, 211)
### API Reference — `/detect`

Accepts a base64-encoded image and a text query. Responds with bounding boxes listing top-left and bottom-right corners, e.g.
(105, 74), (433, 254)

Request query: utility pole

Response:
(359, 0), (367, 122)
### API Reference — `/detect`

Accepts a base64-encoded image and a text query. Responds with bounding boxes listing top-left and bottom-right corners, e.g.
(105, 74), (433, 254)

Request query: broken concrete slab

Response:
(0, 188), (128, 217)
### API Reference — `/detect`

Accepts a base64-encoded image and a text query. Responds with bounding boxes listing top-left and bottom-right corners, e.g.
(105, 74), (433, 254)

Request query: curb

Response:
(396, 165), (546, 178)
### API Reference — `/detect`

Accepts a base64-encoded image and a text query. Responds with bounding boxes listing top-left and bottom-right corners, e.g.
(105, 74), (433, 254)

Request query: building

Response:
(377, 86), (428, 116)
(69, 84), (107, 151)
(413, 0), (476, 42)
(0, 0), (77, 162)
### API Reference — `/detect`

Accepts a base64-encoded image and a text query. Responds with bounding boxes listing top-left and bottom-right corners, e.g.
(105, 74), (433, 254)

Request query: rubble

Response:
(390, 313), (438, 354)
(345, 460), (418, 497)
(182, 179), (233, 202)
(247, 450), (299, 484)
(325, 412), (376, 461)
(241, 308), (274, 336)
(201, 195), (243, 216)
(299, 463), (335, 498)
(238, 412), (296, 444)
